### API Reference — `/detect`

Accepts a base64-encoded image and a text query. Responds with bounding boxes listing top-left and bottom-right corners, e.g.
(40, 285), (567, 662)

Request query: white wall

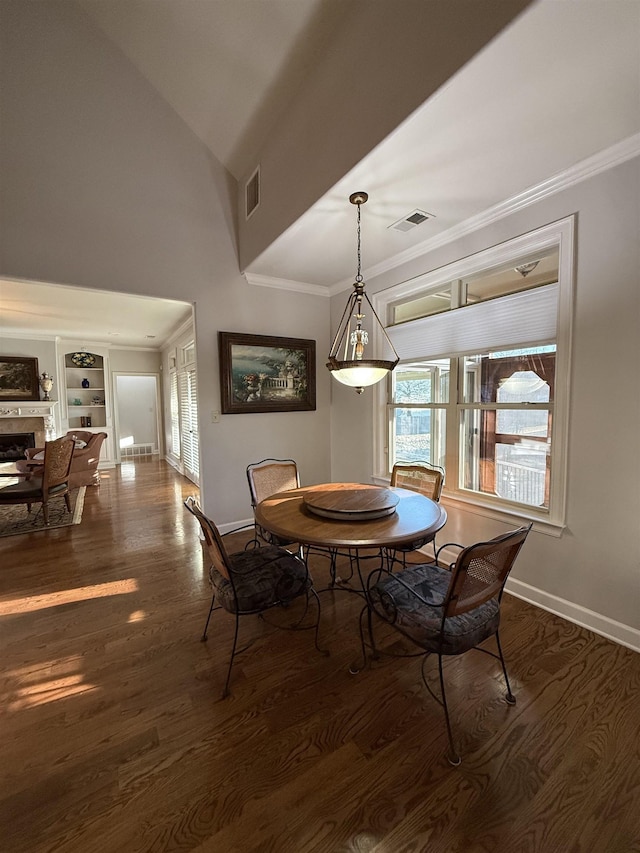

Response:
(331, 156), (640, 643)
(0, 0), (332, 525)
(115, 375), (158, 448)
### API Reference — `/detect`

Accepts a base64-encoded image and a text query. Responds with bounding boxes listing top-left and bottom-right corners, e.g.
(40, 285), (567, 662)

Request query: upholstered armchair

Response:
(17, 430), (107, 488)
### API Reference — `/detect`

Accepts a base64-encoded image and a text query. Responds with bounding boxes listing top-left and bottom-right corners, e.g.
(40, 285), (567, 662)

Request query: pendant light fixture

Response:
(326, 192), (399, 394)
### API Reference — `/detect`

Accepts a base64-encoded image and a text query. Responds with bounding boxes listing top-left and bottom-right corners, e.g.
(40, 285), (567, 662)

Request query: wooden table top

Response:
(303, 485), (399, 520)
(255, 482), (447, 549)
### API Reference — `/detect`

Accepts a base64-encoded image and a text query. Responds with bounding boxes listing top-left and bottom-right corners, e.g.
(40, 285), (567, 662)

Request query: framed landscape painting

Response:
(0, 356), (39, 401)
(219, 332), (316, 414)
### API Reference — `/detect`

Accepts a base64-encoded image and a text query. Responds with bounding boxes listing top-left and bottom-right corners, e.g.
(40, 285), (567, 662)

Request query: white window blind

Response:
(387, 283), (558, 360)
(179, 367), (199, 483)
(170, 371), (180, 459)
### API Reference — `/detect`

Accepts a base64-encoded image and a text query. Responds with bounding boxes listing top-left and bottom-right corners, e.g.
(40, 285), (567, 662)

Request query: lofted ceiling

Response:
(1, 0), (638, 346)
(247, 0), (640, 290)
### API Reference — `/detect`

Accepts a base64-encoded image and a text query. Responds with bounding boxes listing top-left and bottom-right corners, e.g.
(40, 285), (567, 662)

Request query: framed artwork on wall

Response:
(218, 332), (316, 414)
(0, 356), (40, 401)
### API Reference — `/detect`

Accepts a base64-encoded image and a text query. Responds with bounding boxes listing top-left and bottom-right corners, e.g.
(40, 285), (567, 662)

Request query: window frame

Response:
(372, 217), (574, 532)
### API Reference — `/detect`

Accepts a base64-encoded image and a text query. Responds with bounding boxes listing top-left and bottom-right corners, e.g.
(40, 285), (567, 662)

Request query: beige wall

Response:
(0, 0), (332, 524)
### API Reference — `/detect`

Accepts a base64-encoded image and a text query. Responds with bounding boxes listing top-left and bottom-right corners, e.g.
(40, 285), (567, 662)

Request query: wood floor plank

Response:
(1, 458), (638, 852)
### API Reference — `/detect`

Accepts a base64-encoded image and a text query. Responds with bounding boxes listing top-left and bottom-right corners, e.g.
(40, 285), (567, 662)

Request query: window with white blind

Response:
(374, 217), (574, 528)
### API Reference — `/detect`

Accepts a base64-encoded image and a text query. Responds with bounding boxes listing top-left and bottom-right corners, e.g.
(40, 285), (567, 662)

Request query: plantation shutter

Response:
(179, 367), (199, 483)
(170, 371), (180, 460)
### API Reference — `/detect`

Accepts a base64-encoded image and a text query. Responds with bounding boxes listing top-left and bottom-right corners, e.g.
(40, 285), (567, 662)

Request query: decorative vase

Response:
(39, 372), (54, 401)
(82, 378), (90, 388)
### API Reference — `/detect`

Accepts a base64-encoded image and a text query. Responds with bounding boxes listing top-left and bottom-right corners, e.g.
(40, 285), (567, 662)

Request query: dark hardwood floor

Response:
(1, 458), (639, 852)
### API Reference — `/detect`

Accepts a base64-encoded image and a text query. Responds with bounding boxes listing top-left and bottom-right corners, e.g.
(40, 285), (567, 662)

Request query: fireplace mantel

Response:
(0, 400), (58, 417)
(0, 401), (58, 440)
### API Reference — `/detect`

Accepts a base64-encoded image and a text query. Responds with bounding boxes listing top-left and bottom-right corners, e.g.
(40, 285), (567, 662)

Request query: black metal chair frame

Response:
(185, 496), (327, 698)
(357, 524), (532, 765)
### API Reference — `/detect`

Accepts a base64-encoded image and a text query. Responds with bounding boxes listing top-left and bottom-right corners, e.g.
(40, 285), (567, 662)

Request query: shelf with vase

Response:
(61, 347), (112, 453)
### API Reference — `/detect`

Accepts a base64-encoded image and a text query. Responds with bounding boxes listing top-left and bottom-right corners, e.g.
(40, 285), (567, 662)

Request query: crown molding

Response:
(243, 272), (329, 297)
(0, 328), (59, 343)
(330, 132), (640, 294)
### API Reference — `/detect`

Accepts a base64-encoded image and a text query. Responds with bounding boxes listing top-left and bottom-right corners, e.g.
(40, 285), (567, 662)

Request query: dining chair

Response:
(246, 457), (300, 548)
(386, 460), (445, 568)
(184, 496), (325, 698)
(0, 436), (75, 525)
(362, 523), (532, 765)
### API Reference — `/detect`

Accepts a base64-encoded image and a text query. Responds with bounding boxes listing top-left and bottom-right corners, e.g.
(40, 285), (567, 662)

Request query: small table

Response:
(255, 482), (446, 553)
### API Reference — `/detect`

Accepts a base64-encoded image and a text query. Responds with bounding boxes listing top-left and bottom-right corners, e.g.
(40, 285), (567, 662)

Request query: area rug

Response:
(0, 487), (86, 538)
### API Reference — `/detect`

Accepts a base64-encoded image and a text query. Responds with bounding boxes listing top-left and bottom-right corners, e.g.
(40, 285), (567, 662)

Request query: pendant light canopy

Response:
(326, 192), (399, 394)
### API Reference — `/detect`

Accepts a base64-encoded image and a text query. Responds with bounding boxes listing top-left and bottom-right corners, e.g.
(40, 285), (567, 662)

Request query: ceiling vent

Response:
(389, 209), (434, 233)
(245, 166), (260, 220)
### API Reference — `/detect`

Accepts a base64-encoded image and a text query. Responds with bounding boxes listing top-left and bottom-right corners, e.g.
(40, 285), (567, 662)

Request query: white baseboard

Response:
(505, 577), (640, 653)
(418, 544), (640, 653)
(219, 517), (254, 536)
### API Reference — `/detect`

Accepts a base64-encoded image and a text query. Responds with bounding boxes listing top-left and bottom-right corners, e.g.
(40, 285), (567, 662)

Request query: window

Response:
(390, 360), (449, 470)
(375, 218), (574, 528)
(460, 346), (555, 508)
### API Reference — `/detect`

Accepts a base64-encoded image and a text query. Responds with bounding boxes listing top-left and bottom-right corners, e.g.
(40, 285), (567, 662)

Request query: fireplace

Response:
(0, 416), (47, 453)
(0, 432), (36, 461)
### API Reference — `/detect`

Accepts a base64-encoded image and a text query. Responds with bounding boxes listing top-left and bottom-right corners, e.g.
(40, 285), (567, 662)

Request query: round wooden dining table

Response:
(254, 482), (447, 551)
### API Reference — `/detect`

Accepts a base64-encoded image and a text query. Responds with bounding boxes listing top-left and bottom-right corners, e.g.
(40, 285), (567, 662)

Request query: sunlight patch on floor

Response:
(9, 673), (97, 711)
(0, 578), (139, 615)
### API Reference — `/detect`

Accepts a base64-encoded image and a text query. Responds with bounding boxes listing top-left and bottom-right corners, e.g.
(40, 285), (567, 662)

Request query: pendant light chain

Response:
(326, 190), (399, 393)
(355, 201), (363, 284)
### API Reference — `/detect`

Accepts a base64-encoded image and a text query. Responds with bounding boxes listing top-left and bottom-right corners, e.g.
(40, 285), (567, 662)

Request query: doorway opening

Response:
(113, 373), (161, 463)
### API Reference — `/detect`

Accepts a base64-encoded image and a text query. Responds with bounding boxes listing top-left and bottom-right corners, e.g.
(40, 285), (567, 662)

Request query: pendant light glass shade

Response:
(326, 192), (399, 394)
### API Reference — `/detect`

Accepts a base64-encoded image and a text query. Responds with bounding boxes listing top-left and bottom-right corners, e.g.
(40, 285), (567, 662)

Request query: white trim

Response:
(219, 517), (254, 536)
(372, 216), (575, 528)
(164, 315), (195, 349)
(505, 579), (640, 654)
(240, 136), (639, 299)
(244, 272), (329, 298)
(332, 132), (640, 293)
(421, 543), (639, 652)
(0, 328), (164, 351)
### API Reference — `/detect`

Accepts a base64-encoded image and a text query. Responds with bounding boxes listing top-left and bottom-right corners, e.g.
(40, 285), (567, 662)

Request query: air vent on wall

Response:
(245, 166), (260, 220)
(389, 209), (434, 232)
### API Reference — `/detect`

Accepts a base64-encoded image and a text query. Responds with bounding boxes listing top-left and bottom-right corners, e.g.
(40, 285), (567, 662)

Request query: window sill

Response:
(373, 474), (565, 537)
(440, 493), (565, 537)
